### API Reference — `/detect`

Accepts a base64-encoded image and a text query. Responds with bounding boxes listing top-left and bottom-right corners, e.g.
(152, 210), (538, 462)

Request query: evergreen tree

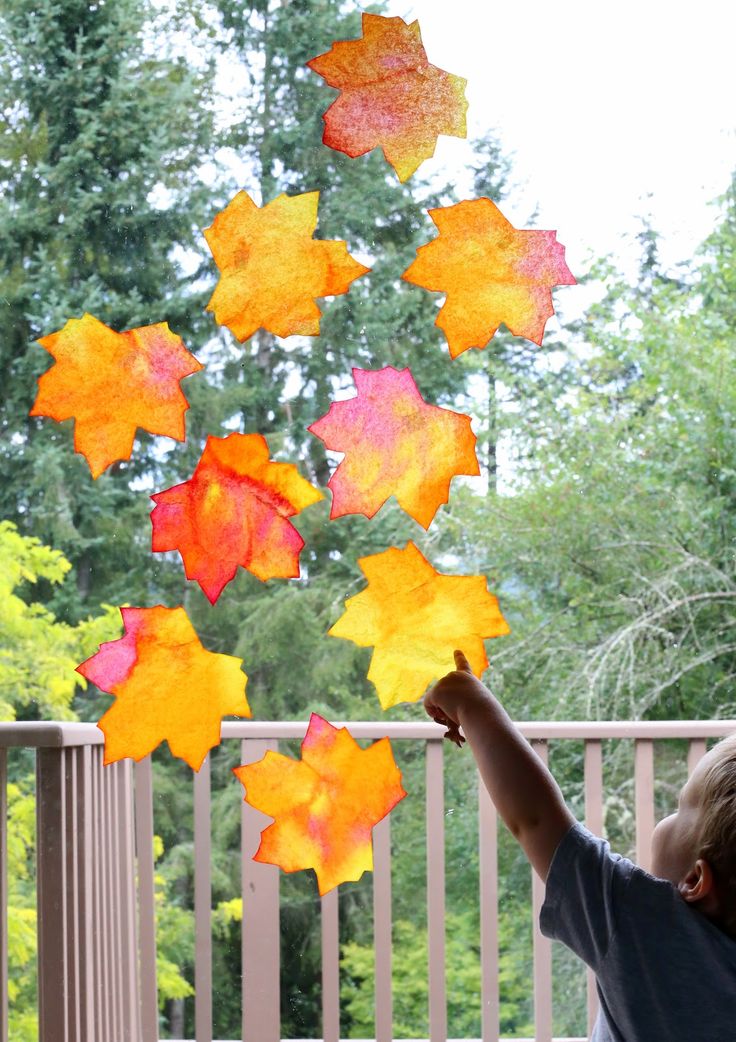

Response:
(0, 0), (216, 619)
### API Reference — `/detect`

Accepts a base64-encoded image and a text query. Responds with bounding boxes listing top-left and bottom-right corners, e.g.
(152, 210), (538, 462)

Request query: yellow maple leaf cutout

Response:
(203, 190), (370, 341)
(328, 541), (510, 709)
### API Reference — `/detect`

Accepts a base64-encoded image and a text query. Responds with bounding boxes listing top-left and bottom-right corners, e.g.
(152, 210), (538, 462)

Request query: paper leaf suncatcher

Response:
(308, 13), (467, 182)
(329, 541), (510, 710)
(76, 605), (250, 770)
(30, 313), (203, 478)
(203, 190), (369, 341)
(233, 713), (406, 895)
(308, 366), (479, 528)
(402, 198), (577, 357)
(151, 432), (322, 603)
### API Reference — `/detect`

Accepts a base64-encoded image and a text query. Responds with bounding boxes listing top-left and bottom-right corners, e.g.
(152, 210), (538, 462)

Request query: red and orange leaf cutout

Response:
(402, 198), (577, 357)
(308, 367), (479, 529)
(29, 313), (202, 478)
(203, 190), (369, 342)
(233, 713), (406, 895)
(329, 541), (510, 710)
(308, 13), (467, 182)
(151, 433), (322, 603)
(76, 606), (250, 770)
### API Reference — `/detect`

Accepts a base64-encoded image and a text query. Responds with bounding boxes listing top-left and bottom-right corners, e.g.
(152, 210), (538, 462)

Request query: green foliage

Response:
(0, 520), (120, 720)
(154, 835), (196, 1005)
(6, 778), (37, 1042)
(340, 912), (536, 1038)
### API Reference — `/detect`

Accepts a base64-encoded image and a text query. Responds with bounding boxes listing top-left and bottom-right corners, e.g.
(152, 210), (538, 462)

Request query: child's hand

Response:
(424, 650), (493, 747)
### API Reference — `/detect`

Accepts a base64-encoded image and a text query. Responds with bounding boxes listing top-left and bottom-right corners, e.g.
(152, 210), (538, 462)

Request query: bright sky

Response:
(382, 0), (735, 290)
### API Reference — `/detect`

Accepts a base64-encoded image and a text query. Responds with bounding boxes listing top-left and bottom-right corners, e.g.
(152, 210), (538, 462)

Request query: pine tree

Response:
(0, 0), (216, 618)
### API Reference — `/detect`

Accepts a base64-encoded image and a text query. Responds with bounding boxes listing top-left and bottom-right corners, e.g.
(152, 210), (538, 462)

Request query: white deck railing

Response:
(1, 719), (734, 1042)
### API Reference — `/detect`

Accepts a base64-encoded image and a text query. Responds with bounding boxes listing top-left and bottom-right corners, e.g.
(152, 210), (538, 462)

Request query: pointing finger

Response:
(454, 649), (472, 673)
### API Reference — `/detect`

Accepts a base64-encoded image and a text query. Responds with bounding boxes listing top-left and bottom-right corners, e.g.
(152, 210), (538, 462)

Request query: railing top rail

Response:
(0, 718), (735, 749)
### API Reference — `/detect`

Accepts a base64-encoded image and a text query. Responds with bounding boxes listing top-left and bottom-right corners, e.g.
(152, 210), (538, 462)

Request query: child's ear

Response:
(678, 858), (715, 904)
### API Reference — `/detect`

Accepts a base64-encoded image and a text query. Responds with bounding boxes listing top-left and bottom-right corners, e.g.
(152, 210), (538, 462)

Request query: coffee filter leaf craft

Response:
(29, 313), (203, 478)
(76, 605), (250, 771)
(233, 713), (406, 895)
(308, 366), (479, 529)
(203, 190), (369, 342)
(328, 541), (510, 710)
(308, 13), (467, 182)
(402, 198), (577, 358)
(150, 432), (323, 604)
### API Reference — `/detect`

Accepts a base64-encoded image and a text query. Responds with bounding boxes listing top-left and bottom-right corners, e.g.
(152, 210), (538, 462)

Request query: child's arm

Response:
(424, 650), (575, 882)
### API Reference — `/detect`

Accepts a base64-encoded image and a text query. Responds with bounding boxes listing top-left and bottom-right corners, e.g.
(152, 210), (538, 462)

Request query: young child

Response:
(424, 650), (736, 1040)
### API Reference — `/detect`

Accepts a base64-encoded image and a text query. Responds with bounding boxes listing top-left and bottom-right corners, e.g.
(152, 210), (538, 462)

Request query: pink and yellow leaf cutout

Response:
(77, 606), (250, 770)
(233, 713), (406, 894)
(308, 366), (479, 528)
(29, 313), (202, 477)
(403, 198), (577, 357)
(308, 13), (468, 182)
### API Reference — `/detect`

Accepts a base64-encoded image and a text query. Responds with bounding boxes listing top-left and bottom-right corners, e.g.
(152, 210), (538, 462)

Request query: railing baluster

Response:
(240, 738), (280, 1042)
(688, 738), (707, 776)
(321, 887), (340, 1042)
(66, 748), (80, 1042)
(77, 745), (95, 1042)
(584, 739), (604, 1034)
(111, 765), (124, 1042)
(531, 739), (553, 1042)
(634, 739), (655, 872)
(135, 756), (159, 1042)
(91, 747), (104, 1041)
(36, 747), (69, 1041)
(194, 756), (213, 1042)
(478, 775), (499, 1042)
(373, 815), (393, 1042)
(0, 748), (7, 1042)
(426, 739), (446, 1042)
(119, 759), (140, 1041)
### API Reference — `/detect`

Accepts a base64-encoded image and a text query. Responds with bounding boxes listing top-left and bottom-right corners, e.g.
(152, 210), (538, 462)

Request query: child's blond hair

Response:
(696, 733), (736, 937)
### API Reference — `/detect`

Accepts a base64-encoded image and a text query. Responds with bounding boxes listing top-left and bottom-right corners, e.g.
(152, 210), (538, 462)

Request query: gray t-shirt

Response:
(540, 822), (736, 1040)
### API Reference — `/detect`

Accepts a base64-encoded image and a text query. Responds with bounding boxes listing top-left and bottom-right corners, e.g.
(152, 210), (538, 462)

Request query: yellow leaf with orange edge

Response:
(76, 605), (250, 770)
(29, 314), (202, 478)
(203, 190), (369, 342)
(329, 541), (510, 710)
(308, 13), (467, 182)
(151, 433), (323, 603)
(308, 366), (479, 529)
(402, 198), (577, 357)
(233, 713), (406, 895)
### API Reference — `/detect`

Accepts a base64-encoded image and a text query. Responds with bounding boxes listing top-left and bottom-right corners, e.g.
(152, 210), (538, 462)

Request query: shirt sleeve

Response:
(539, 821), (636, 973)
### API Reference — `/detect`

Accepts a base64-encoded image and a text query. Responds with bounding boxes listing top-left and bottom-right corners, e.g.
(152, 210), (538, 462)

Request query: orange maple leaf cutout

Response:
(402, 198), (577, 358)
(151, 433), (323, 604)
(76, 605), (250, 770)
(308, 366), (479, 529)
(203, 190), (369, 341)
(233, 713), (406, 895)
(29, 313), (203, 478)
(329, 541), (510, 710)
(307, 13), (468, 182)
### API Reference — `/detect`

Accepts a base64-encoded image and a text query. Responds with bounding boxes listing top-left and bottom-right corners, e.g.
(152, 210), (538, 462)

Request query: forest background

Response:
(1, 0), (734, 1038)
